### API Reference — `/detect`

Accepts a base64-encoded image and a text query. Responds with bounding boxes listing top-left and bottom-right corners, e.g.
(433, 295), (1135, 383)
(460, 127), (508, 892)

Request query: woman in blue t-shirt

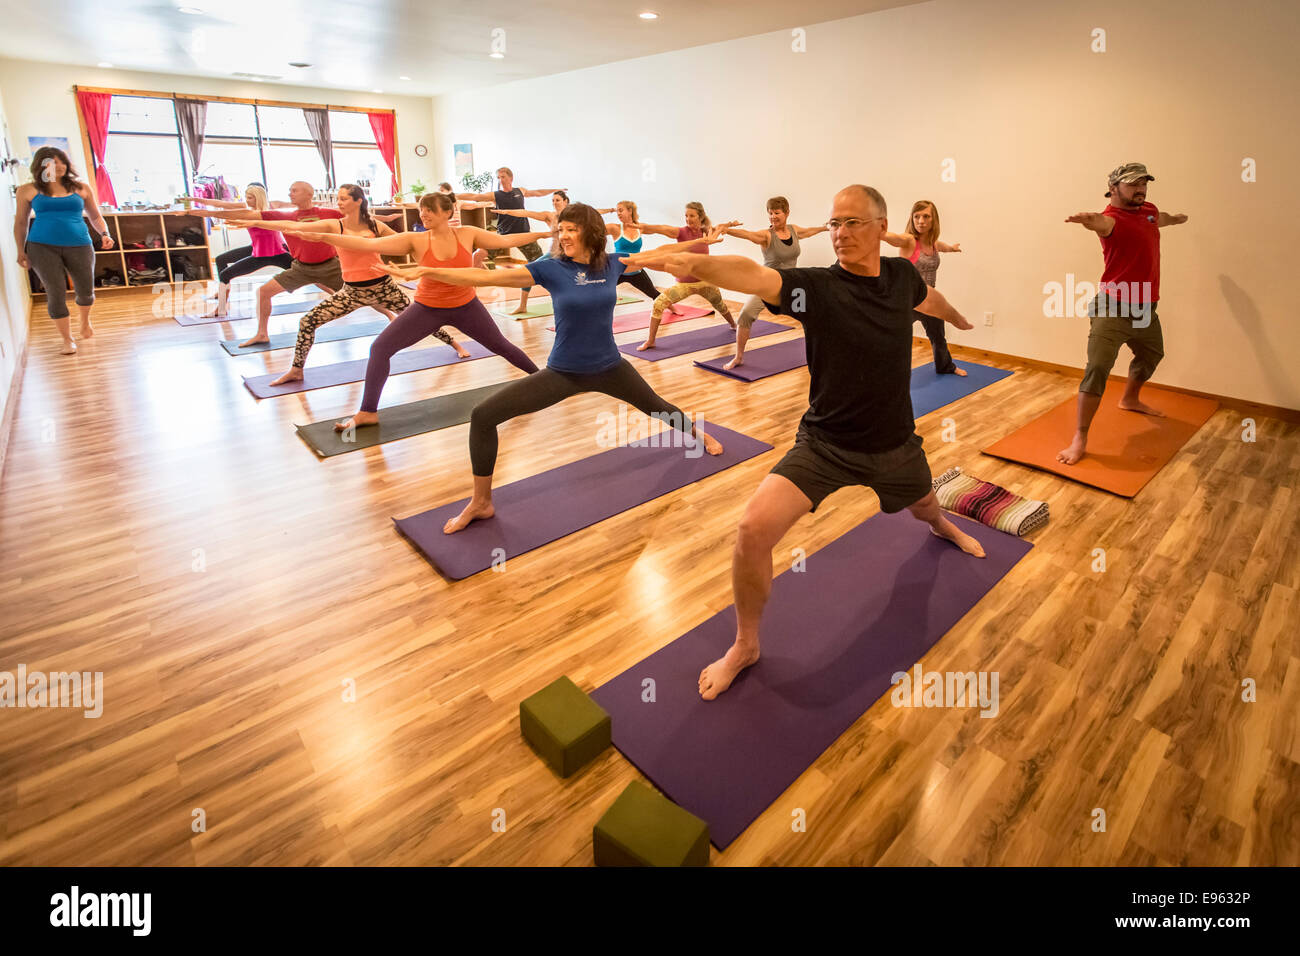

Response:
(383, 203), (725, 534)
(14, 147), (115, 354)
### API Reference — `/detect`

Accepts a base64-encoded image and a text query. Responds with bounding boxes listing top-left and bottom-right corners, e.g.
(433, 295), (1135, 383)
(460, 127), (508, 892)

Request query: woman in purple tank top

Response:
(883, 200), (966, 376)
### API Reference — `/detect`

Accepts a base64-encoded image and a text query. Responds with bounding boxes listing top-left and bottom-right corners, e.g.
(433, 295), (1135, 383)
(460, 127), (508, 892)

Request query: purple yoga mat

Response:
(394, 424), (772, 579)
(241, 341), (501, 398)
(694, 336), (808, 381)
(591, 510), (1033, 849)
(619, 319), (788, 362)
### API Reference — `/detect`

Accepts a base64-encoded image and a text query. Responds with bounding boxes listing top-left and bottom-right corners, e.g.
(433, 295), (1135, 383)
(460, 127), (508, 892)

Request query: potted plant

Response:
(409, 180), (427, 200)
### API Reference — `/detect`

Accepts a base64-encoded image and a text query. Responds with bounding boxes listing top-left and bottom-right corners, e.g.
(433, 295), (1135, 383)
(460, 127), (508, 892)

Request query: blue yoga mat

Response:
(394, 424), (772, 579)
(910, 360), (1014, 417)
(619, 320), (788, 362)
(591, 510), (1033, 849)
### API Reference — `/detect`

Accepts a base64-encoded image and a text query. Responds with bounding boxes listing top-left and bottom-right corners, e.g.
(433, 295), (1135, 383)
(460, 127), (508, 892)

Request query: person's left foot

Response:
(636, 339), (655, 351)
(270, 367), (305, 386)
(930, 521), (986, 558)
(944, 366), (967, 377)
(455, 346), (472, 358)
(723, 354), (744, 370)
(1118, 398), (1165, 416)
(79, 322), (95, 339)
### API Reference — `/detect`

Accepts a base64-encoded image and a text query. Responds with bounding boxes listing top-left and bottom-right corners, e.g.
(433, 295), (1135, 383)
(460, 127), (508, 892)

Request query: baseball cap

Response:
(1105, 162), (1155, 197)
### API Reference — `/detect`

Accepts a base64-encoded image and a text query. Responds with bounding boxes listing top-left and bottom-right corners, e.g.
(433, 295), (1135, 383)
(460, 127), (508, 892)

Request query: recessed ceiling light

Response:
(288, 62), (311, 69)
(399, 76), (411, 81)
(639, 11), (658, 18)
(489, 52), (504, 59)
(178, 5), (205, 13)
(97, 62), (113, 68)
(250, 77), (263, 82)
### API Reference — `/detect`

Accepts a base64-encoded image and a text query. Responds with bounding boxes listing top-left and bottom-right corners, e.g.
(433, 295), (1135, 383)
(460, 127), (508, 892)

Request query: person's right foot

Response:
(699, 643), (760, 700)
(203, 307), (227, 318)
(929, 522), (986, 558)
(443, 498), (494, 534)
(1056, 432), (1087, 465)
(636, 339), (655, 351)
(59, 339), (77, 355)
(238, 334), (270, 348)
(334, 410), (379, 432)
(723, 354), (744, 370)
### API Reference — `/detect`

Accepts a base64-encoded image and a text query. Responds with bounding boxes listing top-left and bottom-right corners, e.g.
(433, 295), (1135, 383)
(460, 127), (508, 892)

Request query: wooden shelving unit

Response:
(27, 209), (213, 298)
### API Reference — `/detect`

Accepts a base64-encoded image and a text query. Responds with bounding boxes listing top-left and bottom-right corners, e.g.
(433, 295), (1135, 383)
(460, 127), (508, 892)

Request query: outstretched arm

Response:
(1157, 212), (1188, 227)
(936, 241), (962, 252)
(1065, 211), (1115, 237)
(881, 230), (917, 252)
(619, 226), (726, 268)
(915, 287), (974, 329)
(181, 196), (249, 210)
(456, 190), (496, 202)
(460, 226), (553, 251)
(793, 224), (829, 240)
(288, 229), (416, 255)
(630, 221), (681, 239)
(521, 187), (566, 197)
(626, 253), (781, 302)
(381, 263), (534, 289)
(457, 199), (494, 210)
(246, 218), (340, 235)
(718, 222), (771, 246)
(195, 206), (266, 222)
(493, 208), (555, 225)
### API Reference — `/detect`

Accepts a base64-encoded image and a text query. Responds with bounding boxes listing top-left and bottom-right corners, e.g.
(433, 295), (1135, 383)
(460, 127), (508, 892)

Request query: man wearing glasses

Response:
(627, 184), (983, 701)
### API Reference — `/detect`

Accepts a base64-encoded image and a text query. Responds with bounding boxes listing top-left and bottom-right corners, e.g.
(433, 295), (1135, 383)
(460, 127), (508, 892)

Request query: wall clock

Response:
(414, 144), (428, 157)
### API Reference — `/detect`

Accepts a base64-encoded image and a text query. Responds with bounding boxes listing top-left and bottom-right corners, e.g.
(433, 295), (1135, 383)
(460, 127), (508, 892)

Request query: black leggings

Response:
(618, 269), (661, 301)
(469, 360), (694, 476)
(216, 245), (294, 285)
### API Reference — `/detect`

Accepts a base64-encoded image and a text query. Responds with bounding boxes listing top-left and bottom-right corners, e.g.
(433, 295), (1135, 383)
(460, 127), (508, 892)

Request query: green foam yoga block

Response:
(519, 676), (611, 778)
(594, 781), (710, 867)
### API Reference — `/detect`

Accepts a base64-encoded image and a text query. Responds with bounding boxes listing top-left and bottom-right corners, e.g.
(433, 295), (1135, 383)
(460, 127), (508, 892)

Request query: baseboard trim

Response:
(927, 338), (1300, 425)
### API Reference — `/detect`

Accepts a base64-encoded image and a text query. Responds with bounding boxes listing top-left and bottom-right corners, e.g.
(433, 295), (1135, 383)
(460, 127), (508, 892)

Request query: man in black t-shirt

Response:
(628, 184), (985, 700)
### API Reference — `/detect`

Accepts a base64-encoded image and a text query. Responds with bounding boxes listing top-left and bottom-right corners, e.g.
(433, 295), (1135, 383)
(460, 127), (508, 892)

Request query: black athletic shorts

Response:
(771, 424), (933, 513)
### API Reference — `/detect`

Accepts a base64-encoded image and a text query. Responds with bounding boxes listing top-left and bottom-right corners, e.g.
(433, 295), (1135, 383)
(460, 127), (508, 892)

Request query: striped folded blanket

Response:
(931, 467), (1049, 537)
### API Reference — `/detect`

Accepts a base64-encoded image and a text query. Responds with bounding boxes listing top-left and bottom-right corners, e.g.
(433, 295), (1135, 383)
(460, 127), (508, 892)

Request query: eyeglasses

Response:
(826, 217), (881, 231)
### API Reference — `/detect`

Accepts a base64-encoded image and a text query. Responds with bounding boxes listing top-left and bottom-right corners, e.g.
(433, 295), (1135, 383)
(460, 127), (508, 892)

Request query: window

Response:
(87, 91), (396, 209)
(106, 96), (187, 207)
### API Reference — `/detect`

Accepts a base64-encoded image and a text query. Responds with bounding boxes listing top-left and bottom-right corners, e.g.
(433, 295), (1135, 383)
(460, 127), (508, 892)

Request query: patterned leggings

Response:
(292, 276), (453, 368)
(651, 281), (733, 322)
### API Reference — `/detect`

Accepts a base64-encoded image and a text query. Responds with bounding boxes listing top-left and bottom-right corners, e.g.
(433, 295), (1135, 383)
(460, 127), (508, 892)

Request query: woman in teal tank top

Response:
(603, 200), (674, 306)
(14, 147), (114, 354)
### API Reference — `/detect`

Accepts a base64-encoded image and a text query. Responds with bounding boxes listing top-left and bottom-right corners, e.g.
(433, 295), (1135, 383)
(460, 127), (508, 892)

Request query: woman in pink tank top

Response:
(249, 183), (470, 386)
(188, 183), (294, 317)
(882, 199), (966, 376)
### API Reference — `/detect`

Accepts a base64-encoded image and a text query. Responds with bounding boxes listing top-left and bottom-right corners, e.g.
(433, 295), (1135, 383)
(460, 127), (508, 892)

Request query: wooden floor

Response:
(1, 282), (1297, 866)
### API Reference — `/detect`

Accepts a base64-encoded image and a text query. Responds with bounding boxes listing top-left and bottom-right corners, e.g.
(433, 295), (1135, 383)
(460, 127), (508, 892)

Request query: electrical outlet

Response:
(983, 311), (994, 327)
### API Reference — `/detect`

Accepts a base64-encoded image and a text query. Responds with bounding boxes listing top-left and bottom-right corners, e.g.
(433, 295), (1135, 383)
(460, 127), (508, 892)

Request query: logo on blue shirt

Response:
(574, 271), (606, 286)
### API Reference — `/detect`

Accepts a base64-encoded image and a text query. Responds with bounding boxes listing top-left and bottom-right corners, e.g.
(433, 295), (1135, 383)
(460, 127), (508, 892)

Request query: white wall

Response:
(0, 82), (32, 447)
(431, 0), (1300, 410)
(0, 58), (440, 200)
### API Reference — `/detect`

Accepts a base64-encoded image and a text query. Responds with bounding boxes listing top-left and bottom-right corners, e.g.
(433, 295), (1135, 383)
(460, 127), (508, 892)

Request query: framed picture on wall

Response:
(27, 136), (71, 160)
(454, 143), (473, 179)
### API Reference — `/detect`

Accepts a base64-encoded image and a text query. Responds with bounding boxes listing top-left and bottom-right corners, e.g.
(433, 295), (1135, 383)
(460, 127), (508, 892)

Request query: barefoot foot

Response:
(443, 498), (494, 534)
(699, 643), (760, 700)
(79, 322), (95, 339)
(270, 367), (305, 386)
(334, 410), (379, 432)
(509, 305), (529, 315)
(636, 340), (655, 351)
(697, 430), (724, 456)
(456, 347), (472, 358)
(723, 355), (744, 371)
(59, 339), (77, 355)
(930, 521), (986, 558)
(1056, 433), (1087, 465)
(1117, 399), (1166, 417)
(238, 334), (270, 348)
(948, 366), (967, 376)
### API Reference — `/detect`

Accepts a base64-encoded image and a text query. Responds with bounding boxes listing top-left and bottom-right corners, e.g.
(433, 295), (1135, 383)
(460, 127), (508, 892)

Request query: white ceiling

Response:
(0, 0), (927, 97)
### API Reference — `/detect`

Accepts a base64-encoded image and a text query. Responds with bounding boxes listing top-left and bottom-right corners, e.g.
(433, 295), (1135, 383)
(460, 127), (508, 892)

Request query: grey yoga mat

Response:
(241, 341), (502, 398)
(394, 423), (772, 579)
(176, 294), (324, 325)
(220, 316), (389, 355)
(295, 381), (517, 457)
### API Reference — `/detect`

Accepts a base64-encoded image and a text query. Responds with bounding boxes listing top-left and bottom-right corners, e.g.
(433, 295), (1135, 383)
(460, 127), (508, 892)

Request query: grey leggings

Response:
(27, 242), (95, 320)
(468, 360), (694, 476)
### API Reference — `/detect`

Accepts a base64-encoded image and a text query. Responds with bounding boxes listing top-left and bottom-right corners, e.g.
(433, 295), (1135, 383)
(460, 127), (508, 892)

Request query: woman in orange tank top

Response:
(284, 191), (552, 431)
(250, 184), (468, 385)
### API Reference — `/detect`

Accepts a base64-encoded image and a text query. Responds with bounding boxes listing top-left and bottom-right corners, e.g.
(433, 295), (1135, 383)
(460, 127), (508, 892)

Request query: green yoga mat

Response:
(491, 295), (639, 320)
(219, 316), (389, 355)
(294, 381), (515, 457)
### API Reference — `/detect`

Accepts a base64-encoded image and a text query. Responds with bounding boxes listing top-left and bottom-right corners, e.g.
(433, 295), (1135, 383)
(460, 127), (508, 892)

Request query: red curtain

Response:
(367, 112), (398, 197)
(75, 90), (117, 207)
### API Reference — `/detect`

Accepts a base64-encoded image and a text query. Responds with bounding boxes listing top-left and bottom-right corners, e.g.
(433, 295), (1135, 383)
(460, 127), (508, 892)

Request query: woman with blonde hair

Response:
(605, 199), (680, 311)
(189, 183), (294, 317)
(882, 199), (965, 376)
(632, 201), (736, 350)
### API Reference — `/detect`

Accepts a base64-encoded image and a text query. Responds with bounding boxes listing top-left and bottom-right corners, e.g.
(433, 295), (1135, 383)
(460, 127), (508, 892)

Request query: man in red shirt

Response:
(197, 181), (344, 347)
(1058, 163), (1189, 465)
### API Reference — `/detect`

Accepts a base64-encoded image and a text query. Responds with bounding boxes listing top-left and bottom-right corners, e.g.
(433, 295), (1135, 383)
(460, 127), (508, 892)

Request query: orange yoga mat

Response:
(982, 381), (1219, 497)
